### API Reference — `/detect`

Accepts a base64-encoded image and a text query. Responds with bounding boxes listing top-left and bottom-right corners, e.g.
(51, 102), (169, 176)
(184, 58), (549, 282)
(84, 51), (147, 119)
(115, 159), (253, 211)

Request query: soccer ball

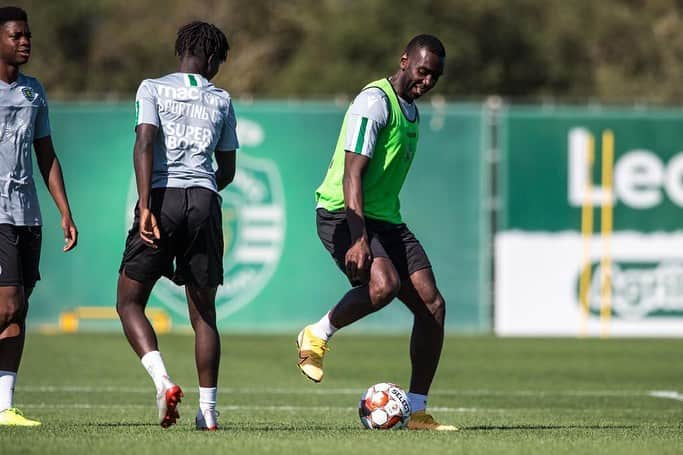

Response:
(358, 382), (411, 430)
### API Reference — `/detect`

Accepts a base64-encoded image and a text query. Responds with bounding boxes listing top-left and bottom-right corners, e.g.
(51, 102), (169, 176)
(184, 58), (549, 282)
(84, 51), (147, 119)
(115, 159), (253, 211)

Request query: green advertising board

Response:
(496, 105), (683, 336)
(29, 101), (489, 334)
(500, 106), (683, 232)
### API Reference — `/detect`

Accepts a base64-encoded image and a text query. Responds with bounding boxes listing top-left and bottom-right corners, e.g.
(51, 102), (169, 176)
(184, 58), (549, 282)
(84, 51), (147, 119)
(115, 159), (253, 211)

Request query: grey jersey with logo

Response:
(0, 73), (50, 226)
(135, 72), (239, 192)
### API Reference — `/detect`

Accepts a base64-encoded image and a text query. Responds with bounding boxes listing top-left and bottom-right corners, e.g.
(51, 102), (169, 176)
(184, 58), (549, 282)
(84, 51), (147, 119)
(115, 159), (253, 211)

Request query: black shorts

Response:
(119, 187), (224, 288)
(316, 208), (431, 283)
(0, 224), (41, 288)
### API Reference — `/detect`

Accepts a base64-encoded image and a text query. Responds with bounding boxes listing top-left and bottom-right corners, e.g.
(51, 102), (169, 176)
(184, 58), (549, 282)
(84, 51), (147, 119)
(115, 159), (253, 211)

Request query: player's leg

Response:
(398, 268), (445, 397)
(298, 258), (400, 383)
(397, 264), (456, 432)
(375, 223), (455, 430)
(116, 273), (158, 356)
(302, 255), (400, 341)
(185, 285), (220, 430)
(0, 286), (26, 370)
(0, 286), (29, 425)
(0, 288), (40, 426)
(298, 209), (401, 382)
(398, 268), (456, 430)
(117, 271), (182, 428)
(0, 225), (41, 426)
(180, 187), (223, 430)
(327, 256), (400, 328)
(116, 191), (183, 428)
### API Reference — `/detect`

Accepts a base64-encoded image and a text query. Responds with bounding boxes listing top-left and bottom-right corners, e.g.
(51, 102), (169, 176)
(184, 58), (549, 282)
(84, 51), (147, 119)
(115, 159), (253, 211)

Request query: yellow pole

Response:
(600, 130), (614, 338)
(579, 134), (595, 337)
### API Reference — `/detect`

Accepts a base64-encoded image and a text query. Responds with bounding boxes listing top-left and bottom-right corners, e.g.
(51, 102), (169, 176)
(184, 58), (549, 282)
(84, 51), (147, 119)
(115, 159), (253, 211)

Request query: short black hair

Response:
(0, 6), (27, 25)
(405, 34), (446, 58)
(175, 21), (229, 62)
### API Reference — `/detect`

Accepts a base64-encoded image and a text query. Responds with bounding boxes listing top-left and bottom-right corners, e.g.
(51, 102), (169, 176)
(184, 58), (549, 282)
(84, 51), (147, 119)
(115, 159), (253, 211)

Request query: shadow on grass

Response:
(465, 425), (637, 431)
(93, 423), (159, 427)
(89, 423), (358, 431)
(219, 424), (359, 432)
(87, 422), (641, 432)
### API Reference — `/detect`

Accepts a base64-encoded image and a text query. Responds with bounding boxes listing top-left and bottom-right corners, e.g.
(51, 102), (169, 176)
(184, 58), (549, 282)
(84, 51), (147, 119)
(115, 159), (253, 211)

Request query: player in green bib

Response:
(315, 76), (419, 225)
(297, 35), (456, 430)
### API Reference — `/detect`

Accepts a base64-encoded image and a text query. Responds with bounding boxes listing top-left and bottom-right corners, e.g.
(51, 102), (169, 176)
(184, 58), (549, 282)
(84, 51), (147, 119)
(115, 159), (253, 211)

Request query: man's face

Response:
(400, 47), (444, 99)
(0, 20), (31, 66)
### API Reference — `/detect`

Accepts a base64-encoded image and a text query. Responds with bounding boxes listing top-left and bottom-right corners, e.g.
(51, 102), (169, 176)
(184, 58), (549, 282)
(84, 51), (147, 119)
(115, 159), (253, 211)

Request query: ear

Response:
(399, 53), (409, 70)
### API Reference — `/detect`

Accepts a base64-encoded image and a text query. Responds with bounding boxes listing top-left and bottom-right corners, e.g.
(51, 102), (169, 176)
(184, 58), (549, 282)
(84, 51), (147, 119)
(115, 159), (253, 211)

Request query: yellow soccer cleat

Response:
(406, 410), (458, 431)
(0, 408), (41, 427)
(296, 325), (328, 383)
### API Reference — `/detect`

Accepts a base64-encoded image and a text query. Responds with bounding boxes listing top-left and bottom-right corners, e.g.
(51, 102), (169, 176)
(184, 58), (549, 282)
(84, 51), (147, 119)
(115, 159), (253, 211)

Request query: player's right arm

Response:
(343, 152), (371, 284)
(133, 81), (160, 247)
(342, 87), (389, 284)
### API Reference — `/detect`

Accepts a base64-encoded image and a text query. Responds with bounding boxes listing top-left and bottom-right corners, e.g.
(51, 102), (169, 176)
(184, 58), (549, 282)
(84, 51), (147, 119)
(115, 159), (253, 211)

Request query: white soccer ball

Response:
(358, 382), (411, 429)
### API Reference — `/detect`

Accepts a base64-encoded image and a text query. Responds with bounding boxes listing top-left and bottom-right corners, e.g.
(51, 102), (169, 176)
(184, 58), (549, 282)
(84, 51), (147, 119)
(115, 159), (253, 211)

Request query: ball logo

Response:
(126, 118), (285, 323)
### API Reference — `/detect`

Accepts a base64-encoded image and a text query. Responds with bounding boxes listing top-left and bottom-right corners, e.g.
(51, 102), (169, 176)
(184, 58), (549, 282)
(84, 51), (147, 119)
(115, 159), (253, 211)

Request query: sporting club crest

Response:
(21, 87), (35, 102)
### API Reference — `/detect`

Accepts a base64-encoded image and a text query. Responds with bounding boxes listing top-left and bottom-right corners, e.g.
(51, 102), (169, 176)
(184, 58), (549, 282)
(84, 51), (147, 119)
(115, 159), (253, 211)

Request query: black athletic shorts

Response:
(119, 187), (224, 288)
(316, 208), (431, 284)
(0, 224), (42, 288)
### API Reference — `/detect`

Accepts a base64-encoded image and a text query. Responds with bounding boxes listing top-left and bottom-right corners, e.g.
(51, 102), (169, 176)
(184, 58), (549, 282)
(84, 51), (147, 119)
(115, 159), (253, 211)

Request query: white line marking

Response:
(16, 403), (683, 414)
(648, 390), (683, 402)
(17, 403), (481, 412)
(17, 386), (662, 397)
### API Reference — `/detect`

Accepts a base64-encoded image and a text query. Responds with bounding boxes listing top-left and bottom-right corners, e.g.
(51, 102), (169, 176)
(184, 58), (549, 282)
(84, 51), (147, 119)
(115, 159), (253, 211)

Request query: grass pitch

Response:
(2, 333), (682, 454)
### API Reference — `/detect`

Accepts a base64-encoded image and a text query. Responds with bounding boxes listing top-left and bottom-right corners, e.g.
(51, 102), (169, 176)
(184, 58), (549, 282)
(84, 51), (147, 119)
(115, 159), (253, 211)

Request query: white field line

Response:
(17, 386), (674, 398)
(17, 403), (481, 413)
(16, 404), (683, 414)
(648, 390), (683, 402)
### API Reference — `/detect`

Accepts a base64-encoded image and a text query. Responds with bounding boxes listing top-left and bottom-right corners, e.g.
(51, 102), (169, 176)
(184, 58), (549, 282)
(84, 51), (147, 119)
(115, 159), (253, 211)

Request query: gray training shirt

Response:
(0, 73), (50, 226)
(135, 72), (239, 193)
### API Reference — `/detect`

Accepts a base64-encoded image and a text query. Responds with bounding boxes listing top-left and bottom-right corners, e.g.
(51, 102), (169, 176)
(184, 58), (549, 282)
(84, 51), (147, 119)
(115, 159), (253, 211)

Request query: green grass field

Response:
(2, 333), (682, 454)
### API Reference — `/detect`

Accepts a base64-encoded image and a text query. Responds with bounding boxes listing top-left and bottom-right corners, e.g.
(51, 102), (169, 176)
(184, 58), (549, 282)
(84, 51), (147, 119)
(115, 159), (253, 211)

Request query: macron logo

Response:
(367, 96), (379, 108)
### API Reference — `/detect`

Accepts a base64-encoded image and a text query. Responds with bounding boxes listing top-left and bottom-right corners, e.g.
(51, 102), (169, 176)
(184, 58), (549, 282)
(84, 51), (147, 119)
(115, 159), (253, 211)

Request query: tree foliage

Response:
(11, 0), (683, 103)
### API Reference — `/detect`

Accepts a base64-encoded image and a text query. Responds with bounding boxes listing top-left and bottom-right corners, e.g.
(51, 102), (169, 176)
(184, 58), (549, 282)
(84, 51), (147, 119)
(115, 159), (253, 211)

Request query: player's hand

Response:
(62, 216), (78, 252)
(345, 237), (372, 285)
(139, 208), (161, 248)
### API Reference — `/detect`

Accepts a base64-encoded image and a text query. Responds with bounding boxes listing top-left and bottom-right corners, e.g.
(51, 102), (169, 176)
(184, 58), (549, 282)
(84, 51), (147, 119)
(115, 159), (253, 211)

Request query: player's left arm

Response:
(33, 136), (78, 252)
(215, 100), (239, 191)
(215, 150), (236, 191)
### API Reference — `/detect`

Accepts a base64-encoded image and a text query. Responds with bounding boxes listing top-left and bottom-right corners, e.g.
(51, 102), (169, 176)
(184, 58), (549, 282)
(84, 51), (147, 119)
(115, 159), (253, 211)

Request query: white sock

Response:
(0, 370), (16, 412)
(199, 387), (217, 412)
(309, 313), (338, 341)
(407, 392), (428, 413)
(141, 351), (174, 393)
